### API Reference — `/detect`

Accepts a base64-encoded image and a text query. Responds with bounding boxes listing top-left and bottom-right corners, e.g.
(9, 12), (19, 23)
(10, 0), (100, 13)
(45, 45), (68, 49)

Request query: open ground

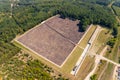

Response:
(14, 20), (100, 80)
(13, 2), (120, 79)
(14, 15), (115, 80)
(15, 15), (85, 67)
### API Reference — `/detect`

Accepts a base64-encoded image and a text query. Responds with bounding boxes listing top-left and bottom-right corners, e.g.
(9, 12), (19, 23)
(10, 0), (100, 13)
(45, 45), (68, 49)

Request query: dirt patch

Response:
(46, 16), (84, 44)
(17, 16), (85, 66)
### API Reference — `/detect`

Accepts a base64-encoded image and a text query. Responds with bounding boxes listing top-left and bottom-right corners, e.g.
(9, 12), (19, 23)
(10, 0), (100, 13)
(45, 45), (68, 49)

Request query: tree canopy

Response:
(0, 0), (118, 79)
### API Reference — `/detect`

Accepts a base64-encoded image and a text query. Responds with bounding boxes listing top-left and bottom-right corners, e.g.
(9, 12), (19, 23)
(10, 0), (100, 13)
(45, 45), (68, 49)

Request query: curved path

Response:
(85, 47), (120, 80)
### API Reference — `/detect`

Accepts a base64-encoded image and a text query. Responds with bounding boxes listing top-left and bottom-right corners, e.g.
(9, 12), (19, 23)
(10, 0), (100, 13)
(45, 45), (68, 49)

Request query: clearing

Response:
(15, 15), (85, 67)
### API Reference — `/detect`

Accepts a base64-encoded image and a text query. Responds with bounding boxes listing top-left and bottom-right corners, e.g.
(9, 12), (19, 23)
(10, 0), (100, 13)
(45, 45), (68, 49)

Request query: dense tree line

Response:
(95, 0), (112, 6)
(80, 0), (112, 6)
(54, 2), (116, 31)
(12, 0), (117, 32)
(0, 0), (11, 12)
(113, 0), (120, 7)
(107, 38), (116, 48)
(13, 0), (63, 31)
(112, 6), (120, 18)
(0, 53), (68, 80)
(0, 15), (22, 64)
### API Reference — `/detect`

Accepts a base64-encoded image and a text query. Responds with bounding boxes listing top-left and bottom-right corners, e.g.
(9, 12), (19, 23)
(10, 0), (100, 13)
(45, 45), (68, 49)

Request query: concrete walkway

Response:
(71, 26), (101, 76)
(84, 54), (119, 80)
(84, 54), (101, 80)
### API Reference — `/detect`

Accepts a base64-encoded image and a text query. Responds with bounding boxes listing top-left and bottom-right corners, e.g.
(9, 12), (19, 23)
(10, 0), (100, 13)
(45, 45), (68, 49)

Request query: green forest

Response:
(0, 0), (119, 79)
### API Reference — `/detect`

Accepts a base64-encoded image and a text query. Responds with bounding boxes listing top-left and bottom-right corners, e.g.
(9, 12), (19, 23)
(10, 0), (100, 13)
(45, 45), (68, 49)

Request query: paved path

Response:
(84, 46), (120, 80)
(84, 54), (120, 80)
(71, 26), (100, 76)
(98, 62), (108, 80)
(99, 46), (108, 56)
(85, 1), (120, 80)
(71, 44), (90, 75)
(84, 54), (101, 80)
(109, 1), (120, 23)
(98, 55), (120, 66)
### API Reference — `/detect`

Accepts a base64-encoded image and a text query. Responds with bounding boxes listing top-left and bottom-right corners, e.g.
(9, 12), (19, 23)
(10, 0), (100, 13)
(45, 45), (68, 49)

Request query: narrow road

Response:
(98, 62), (108, 80)
(84, 54), (101, 80)
(71, 26), (100, 76)
(100, 46), (108, 56)
(108, 1), (115, 8)
(109, 0), (120, 23)
(98, 55), (120, 66)
(71, 44), (90, 75)
(84, 46), (107, 80)
(84, 45), (120, 80)
(85, 1), (120, 80)
(85, 54), (120, 80)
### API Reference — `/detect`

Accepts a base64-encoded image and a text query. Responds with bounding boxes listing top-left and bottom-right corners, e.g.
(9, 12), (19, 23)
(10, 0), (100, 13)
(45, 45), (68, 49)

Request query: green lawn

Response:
(94, 60), (108, 79)
(97, 28), (110, 44)
(104, 27), (120, 63)
(76, 56), (95, 80)
(62, 46), (83, 73)
(90, 28), (110, 54)
(113, 6), (120, 18)
(79, 25), (96, 48)
(13, 39), (84, 79)
(99, 63), (115, 80)
(13, 25), (99, 80)
(13, 40), (61, 71)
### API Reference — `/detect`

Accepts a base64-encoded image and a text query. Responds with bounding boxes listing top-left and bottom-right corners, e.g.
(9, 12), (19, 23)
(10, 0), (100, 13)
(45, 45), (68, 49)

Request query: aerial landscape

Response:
(0, 0), (120, 80)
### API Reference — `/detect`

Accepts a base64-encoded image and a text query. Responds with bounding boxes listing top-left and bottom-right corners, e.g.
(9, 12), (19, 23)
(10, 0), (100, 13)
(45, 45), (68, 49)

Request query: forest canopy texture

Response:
(0, 0), (117, 72)
(0, 0), (119, 79)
